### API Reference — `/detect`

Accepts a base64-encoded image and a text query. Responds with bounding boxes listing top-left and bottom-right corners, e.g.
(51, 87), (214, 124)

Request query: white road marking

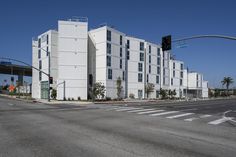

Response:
(166, 113), (194, 119)
(208, 117), (233, 125)
(8, 103), (15, 106)
(127, 108), (155, 113)
(106, 107), (128, 111)
(184, 117), (199, 122)
(200, 115), (212, 118)
(138, 110), (164, 115)
(150, 111), (179, 116)
(116, 108), (141, 111)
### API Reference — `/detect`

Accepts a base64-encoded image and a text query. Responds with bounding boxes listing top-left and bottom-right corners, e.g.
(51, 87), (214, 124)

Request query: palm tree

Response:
(221, 77), (234, 96)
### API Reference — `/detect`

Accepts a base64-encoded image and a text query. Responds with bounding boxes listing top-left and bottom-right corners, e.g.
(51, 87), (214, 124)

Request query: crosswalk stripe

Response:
(127, 108), (155, 113)
(208, 117), (233, 125)
(106, 107), (128, 111)
(200, 115), (212, 118)
(166, 113), (194, 119)
(150, 111), (179, 116)
(138, 110), (164, 115)
(116, 108), (141, 111)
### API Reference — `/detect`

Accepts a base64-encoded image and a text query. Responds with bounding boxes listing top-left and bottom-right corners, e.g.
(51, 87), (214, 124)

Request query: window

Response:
(163, 59), (165, 67)
(149, 65), (151, 73)
(46, 35), (49, 45)
(180, 71), (183, 78)
(138, 63), (143, 72)
(46, 47), (49, 56)
(39, 60), (42, 69)
(156, 75), (159, 84)
(108, 69), (112, 79)
(127, 50), (130, 60)
(38, 49), (41, 59)
(107, 30), (111, 41)
(122, 71), (125, 81)
(173, 70), (175, 77)
(140, 42), (144, 51)
(120, 59), (122, 69)
(157, 66), (160, 74)
(138, 90), (143, 99)
(156, 90), (160, 98)
(147, 74), (149, 83)
(157, 48), (160, 56)
(107, 43), (111, 54)
(181, 64), (183, 70)
(157, 57), (160, 65)
(38, 38), (41, 48)
(171, 78), (173, 85)
(89, 74), (93, 86)
(173, 63), (175, 69)
(140, 53), (144, 61)
(163, 51), (165, 58)
(149, 45), (151, 53)
(149, 55), (151, 63)
(163, 69), (166, 76)
(107, 56), (111, 66)
(39, 71), (42, 81)
(138, 73), (143, 82)
(163, 77), (165, 85)
(180, 79), (183, 86)
(127, 40), (130, 49)
(120, 48), (122, 57)
(120, 35), (122, 45)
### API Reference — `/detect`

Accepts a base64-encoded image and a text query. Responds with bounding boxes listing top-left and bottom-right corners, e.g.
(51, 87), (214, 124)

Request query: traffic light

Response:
(162, 35), (171, 51)
(49, 77), (53, 84)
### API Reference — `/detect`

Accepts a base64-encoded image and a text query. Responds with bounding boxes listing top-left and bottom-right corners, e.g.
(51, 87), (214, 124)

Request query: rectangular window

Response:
(46, 47), (49, 56)
(107, 30), (111, 41)
(171, 78), (173, 85)
(127, 50), (130, 60)
(173, 70), (175, 77)
(39, 71), (42, 81)
(38, 38), (41, 48)
(39, 60), (42, 69)
(38, 49), (41, 59)
(107, 43), (111, 54)
(140, 42), (144, 51)
(138, 63), (143, 72)
(120, 48), (122, 57)
(181, 63), (183, 70)
(138, 90), (143, 99)
(163, 59), (165, 67)
(140, 53), (144, 61)
(163, 69), (166, 76)
(127, 40), (130, 49)
(149, 65), (151, 73)
(173, 63), (175, 69)
(149, 55), (151, 63)
(89, 74), (93, 86)
(157, 48), (160, 56)
(122, 71), (125, 81)
(149, 45), (151, 53)
(163, 77), (165, 85)
(120, 59), (122, 69)
(46, 35), (49, 45)
(157, 66), (160, 74)
(180, 71), (183, 78)
(156, 75), (159, 84)
(147, 74), (149, 83)
(107, 56), (111, 66)
(180, 79), (183, 86)
(108, 69), (112, 79)
(120, 35), (122, 45)
(157, 57), (160, 65)
(138, 73), (143, 82)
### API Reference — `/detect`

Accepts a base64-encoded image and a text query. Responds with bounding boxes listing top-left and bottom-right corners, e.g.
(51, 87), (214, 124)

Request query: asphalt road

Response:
(0, 96), (236, 157)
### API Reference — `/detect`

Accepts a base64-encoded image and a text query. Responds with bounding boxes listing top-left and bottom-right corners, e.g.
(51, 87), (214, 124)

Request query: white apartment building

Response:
(32, 18), (88, 100)
(32, 18), (209, 100)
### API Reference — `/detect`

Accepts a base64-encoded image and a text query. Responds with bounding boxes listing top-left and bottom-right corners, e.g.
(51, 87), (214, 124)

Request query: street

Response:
(0, 96), (236, 157)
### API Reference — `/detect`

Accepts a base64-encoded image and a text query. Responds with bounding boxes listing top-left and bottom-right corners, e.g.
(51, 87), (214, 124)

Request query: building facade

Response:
(32, 18), (208, 100)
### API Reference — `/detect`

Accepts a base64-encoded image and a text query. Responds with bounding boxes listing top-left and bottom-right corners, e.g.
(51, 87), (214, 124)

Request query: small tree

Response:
(51, 89), (57, 100)
(145, 83), (154, 99)
(160, 88), (167, 99)
(116, 77), (123, 100)
(93, 82), (106, 99)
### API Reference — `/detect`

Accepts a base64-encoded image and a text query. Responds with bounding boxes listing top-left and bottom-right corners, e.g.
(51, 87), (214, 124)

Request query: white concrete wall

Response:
(202, 81), (209, 98)
(57, 20), (88, 100)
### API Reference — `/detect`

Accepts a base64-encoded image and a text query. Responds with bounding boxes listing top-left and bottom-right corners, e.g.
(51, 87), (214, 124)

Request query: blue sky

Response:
(0, 0), (235, 88)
